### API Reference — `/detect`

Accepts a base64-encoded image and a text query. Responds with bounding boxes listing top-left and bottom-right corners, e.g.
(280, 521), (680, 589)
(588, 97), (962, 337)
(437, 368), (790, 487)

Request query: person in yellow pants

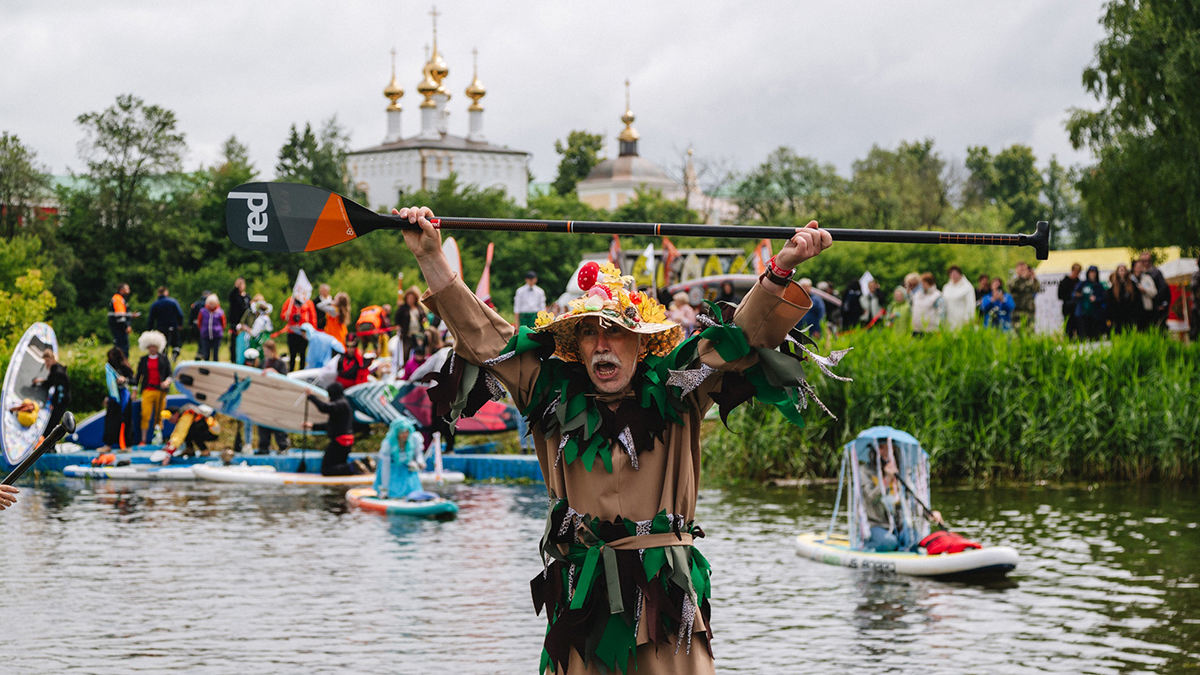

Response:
(135, 331), (173, 445)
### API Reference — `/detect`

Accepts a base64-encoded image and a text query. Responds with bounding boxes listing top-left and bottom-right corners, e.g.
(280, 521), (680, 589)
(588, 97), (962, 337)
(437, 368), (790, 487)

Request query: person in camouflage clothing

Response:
(1009, 261), (1040, 332)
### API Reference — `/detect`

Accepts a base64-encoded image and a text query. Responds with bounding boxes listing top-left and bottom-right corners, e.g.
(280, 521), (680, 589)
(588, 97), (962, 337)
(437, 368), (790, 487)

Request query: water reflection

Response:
(0, 479), (1196, 674)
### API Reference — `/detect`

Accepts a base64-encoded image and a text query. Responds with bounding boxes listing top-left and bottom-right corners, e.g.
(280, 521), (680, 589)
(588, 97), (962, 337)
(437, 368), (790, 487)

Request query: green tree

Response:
(0, 132), (52, 239)
(276, 118), (360, 198)
(75, 94), (186, 229)
(732, 147), (846, 224)
(613, 187), (700, 225)
(0, 269), (56, 359)
(1066, 0), (1200, 250)
(552, 130), (605, 196)
(964, 144), (1048, 232)
(850, 139), (949, 231)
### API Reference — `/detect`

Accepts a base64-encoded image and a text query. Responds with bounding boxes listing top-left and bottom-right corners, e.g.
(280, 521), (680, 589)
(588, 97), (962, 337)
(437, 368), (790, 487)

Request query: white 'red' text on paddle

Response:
(228, 191), (269, 243)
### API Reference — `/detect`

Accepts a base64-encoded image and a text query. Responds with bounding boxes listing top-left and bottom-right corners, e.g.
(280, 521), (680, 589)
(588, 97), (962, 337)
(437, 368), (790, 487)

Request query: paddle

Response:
(2, 413), (77, 485)
(297, 397), (309, 474)
(226, 182), (1052, 260)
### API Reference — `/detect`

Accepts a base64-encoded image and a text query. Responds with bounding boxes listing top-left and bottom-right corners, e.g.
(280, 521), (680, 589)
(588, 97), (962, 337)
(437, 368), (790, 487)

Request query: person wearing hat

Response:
(395, 205), (841, 675)
(514, 270), (546, 329)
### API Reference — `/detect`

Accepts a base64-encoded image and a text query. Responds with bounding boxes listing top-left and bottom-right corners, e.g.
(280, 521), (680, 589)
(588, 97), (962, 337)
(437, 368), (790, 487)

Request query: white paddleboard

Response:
(794, 532), (1019, 578)
(174, 361), (329, 434)
(192, 464), (372, 485)
(2, 322), (57, 464)
(62, 464), (200, 481)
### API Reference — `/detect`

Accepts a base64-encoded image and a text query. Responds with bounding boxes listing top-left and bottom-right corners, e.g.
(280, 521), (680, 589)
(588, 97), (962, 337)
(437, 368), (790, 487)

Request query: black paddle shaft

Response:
(2, 412), (77, 485)
(224, 182), (1051, 259)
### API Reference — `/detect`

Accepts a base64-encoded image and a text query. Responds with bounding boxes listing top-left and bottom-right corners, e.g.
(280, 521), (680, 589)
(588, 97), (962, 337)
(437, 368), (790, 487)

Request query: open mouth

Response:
(593, 361), (619, 379)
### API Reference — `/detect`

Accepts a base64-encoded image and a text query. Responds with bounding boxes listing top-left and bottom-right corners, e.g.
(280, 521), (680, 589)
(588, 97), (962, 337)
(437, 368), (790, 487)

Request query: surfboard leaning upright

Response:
(173, 361), (329, 434)
(1, 322), (58, 465)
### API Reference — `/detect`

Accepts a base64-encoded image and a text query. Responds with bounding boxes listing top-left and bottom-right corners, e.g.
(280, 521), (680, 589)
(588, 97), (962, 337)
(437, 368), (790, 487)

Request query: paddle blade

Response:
(226, 182), (391, 252)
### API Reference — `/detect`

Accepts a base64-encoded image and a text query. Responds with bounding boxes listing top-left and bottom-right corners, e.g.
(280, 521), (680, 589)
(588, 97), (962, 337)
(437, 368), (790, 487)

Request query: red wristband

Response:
(768, 255), (793, 279)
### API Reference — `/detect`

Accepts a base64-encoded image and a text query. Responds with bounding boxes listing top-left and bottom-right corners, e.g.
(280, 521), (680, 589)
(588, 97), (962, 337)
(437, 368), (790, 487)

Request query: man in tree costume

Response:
(398, 206), (845, 674)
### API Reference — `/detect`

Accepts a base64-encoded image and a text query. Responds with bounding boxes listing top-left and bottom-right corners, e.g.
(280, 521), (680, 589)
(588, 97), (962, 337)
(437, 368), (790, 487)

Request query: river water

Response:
(0, 479), (1196, 674)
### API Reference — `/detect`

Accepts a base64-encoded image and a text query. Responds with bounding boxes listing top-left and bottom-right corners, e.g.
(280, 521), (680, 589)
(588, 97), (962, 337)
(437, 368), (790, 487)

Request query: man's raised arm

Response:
(396, 206), (456, 293)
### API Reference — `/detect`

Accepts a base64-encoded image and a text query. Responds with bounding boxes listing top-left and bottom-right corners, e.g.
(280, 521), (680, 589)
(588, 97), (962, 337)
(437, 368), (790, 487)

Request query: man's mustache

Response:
(591, 353), (622, 369)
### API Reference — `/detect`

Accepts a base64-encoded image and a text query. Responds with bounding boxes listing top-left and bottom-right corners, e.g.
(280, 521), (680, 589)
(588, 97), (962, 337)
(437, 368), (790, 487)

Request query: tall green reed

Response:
(704, 329), (1200, 482)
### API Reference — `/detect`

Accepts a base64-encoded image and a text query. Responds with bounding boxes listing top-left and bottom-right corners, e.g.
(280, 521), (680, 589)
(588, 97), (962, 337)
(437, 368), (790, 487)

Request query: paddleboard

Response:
(346, 487), (459, 517)
(62, 464), (201, 481)
(68, 394), (190, 449)
(2, 322), (57, 465)
(174, 361), (329, 433)
(679, 254), (703, 283)
(728, 254), (748, 275)
(192, 464), (372, 485)
(794, 532), (1019, 580)
(702, 254), (724, 277)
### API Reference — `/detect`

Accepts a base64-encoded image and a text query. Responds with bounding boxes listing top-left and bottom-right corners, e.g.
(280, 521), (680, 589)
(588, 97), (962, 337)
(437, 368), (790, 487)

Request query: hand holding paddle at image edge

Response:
(0, 484), (17, 510)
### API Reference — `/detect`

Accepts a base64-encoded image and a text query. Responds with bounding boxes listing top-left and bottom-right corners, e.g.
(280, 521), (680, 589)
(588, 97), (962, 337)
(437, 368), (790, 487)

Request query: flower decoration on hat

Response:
(534, 261), (683, 362)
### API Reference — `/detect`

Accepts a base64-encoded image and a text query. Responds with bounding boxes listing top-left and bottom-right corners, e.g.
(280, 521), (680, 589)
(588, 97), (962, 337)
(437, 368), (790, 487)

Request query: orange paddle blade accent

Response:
(305, 194), (357, 251)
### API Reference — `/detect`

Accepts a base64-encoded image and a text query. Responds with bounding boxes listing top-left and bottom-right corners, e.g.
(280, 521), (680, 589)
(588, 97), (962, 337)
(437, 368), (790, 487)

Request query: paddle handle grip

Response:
(2, 412), (76, 485)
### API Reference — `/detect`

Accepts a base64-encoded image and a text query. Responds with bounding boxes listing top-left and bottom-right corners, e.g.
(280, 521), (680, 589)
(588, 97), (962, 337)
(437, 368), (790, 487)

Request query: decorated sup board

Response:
(2, 322), (58, 465)
(679, 254), (703, 283)
(794, 532), (1019, 579)
(174, 361), (329, 434)
(702, 254), (725, 277)
(727, 254), (748, 275)
(346, 487), (458, 518)
(62, 464), (203, 481)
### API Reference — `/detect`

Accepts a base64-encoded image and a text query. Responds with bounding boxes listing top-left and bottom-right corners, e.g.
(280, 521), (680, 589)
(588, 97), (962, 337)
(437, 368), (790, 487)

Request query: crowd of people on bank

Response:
(774, 251), (1197, 340)
(91, 275), (450, 459)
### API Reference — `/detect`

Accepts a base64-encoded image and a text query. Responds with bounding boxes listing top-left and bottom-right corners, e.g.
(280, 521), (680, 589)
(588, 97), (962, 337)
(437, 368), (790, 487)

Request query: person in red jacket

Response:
(335, 334), (373, 389)
(280, 289), (317, 371)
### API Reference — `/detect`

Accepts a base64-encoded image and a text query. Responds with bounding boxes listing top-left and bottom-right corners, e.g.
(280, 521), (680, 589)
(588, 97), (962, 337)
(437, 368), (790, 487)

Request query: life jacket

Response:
(356, 305), (385, 333)
(336, 349), (370, 388)
(919, 530), (982, 555)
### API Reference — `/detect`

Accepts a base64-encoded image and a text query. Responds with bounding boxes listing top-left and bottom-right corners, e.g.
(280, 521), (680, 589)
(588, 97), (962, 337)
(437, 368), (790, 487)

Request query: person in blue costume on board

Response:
(374, 415), (426, 499)
(300, 323), (345, 370)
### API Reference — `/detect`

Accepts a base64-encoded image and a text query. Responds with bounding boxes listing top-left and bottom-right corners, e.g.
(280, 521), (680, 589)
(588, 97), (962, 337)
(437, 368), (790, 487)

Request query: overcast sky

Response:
(1, 1), (1109, 186)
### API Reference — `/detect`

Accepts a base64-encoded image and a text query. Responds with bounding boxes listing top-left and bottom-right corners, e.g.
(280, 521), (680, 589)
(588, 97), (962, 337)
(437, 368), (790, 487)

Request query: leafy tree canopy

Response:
(0, 132), (52, 239)
(552, 130), (605, 196)
(1067, 0), (1200, 251)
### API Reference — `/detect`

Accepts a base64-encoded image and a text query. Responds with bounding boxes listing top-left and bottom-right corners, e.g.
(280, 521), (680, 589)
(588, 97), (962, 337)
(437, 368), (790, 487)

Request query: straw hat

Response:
(534, 261), (683, 362)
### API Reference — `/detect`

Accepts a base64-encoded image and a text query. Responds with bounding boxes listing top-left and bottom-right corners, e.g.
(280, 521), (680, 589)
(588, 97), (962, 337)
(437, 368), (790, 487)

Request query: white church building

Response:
(348, 13), (530, 209)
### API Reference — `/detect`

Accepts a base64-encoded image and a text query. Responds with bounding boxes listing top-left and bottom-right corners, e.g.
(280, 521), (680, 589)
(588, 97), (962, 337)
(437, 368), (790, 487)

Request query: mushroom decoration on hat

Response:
(533, 262), (682, 362)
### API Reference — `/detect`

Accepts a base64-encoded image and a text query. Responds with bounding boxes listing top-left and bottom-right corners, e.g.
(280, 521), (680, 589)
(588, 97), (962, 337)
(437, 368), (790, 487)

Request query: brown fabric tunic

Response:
(425, 276), (811, 674)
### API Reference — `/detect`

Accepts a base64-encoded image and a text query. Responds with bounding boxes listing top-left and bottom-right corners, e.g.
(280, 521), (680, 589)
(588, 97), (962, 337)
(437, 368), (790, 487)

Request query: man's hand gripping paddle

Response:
(226, 183), (1051, 260)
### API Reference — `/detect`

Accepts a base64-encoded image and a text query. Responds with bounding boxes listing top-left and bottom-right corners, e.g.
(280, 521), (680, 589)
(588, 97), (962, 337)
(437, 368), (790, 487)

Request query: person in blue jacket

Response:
(980, 278), (1016, 330)
(375, 415), (426, 499)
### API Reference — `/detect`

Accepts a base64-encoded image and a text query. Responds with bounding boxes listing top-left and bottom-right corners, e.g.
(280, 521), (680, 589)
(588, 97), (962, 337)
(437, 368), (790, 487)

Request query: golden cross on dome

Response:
(430, 5), (440, 40)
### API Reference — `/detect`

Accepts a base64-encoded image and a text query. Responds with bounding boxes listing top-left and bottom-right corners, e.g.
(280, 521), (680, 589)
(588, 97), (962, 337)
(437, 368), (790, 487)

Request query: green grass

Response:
(704, 329), (1200, 483)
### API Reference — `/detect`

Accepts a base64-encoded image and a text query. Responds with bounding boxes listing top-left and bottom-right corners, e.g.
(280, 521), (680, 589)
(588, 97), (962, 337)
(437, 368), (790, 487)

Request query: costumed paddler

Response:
(397, 205), (848, 675)
(374, 415), (427, 500)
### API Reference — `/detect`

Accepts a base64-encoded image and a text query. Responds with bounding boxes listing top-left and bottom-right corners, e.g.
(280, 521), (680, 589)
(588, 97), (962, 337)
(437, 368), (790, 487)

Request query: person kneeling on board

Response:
(32, 348), (71, 432)
(375, 416), (429, 500)
(303, 383), (367, 476)
(861, 447), (943, 552)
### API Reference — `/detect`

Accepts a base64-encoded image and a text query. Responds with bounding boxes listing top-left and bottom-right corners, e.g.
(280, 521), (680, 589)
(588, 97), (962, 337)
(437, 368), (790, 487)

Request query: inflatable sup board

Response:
(174, 361), (329, 433)
(192, 463), (462, 486)
(2, 322), (58, 464)
(794, 532), (1019, 580)
(62, 464), (202, 481)
(346, 487), (458, 518)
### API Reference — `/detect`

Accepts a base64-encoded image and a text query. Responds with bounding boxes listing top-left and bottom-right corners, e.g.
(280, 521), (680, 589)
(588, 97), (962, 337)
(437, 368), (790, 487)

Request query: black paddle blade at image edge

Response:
(225, 182), (391, 252)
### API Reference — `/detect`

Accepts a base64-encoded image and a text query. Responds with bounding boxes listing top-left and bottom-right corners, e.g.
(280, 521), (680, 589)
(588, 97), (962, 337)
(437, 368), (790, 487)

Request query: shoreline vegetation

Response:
(25, 328), (1199, 485)
(705, 328), (1199, 483)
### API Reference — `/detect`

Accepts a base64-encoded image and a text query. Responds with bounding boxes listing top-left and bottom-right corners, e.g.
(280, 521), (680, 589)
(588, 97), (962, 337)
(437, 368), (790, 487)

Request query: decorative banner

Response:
(475, 241), (494, 304)
(608, 235), (622, 270)
(442, 237), (463, 279)
(661, 237), (680, 287)
(293, 269), (312, 302)
(633, 243), (656, 289)
(752, 239), (772, 274)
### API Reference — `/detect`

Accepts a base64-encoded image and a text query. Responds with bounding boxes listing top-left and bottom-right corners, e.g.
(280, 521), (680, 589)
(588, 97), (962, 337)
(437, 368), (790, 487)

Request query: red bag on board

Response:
(919, 530), (982, 554)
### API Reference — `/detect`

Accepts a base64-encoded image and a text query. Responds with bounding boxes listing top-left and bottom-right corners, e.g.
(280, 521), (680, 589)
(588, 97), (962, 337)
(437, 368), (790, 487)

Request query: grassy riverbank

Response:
(704, 329), (1200, 483)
